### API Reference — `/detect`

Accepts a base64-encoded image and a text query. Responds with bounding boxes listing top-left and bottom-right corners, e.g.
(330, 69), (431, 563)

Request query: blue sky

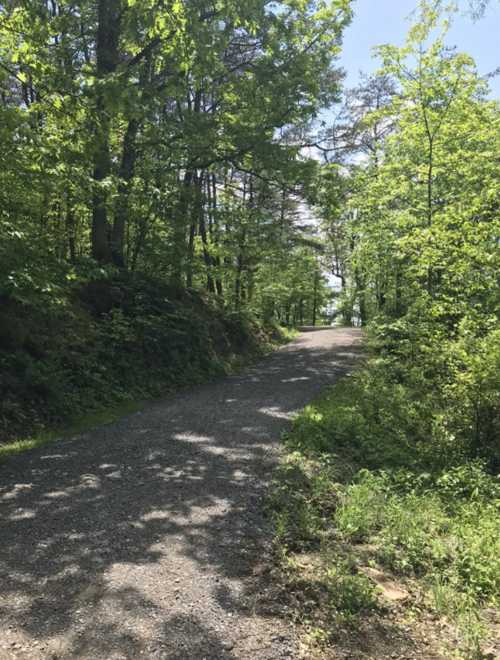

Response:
(338, 0), (500, 98)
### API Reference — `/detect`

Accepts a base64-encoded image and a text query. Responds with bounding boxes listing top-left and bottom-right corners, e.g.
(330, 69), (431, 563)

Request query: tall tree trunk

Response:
(178, 90), (203, 286)
(234, 177), (249, 310)
(172, 170), (193, 285)
(376, 278), (386, 311)
(207, 173), (223, 297)
(198, 174), (215, 293)
(131, 214), (149, 272)
(354, 268), (367, 326)
(91, 0), (121, 263)
(186, 220), (196, 288)
(65, 196), (76, 262)
(111, 117), (139, 267)
(312, 269), (319, 326)
(234, 251), (243, 309)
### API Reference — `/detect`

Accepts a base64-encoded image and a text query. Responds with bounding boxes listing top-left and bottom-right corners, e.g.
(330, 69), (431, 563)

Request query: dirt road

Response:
(0, 328), (362, 659)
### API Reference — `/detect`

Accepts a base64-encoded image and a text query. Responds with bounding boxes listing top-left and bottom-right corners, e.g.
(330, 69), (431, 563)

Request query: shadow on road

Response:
(0, 329), (363, 659)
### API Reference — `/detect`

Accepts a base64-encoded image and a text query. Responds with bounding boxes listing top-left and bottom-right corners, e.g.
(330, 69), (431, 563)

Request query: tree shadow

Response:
(0, 329), (363, 658)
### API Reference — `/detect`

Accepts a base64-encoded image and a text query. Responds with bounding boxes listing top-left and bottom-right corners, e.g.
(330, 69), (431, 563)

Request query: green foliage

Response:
(324, 560), (378, 617)
(251, 247), (331, 326)
(273, 374), (500, 656)
(0, 274), (276, 444)
(336, 466), (500, 643)
(335, 471), (389, 541)
(0, 0), (350, 443)
(272, 450), (342, 549)
(0, 0), (351, 317)
(315, 3), (500, 505)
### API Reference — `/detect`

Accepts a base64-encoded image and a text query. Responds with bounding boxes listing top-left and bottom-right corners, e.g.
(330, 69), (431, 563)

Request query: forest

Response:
(0, 0), (498, 657)
(1, 0), (347, 440)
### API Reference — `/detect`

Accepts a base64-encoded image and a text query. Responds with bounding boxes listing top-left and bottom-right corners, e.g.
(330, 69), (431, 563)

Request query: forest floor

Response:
(0, 328), (363, 660)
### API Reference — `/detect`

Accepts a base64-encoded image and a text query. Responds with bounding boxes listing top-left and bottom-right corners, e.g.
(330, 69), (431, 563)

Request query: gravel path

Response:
(0, 328), (362, 660)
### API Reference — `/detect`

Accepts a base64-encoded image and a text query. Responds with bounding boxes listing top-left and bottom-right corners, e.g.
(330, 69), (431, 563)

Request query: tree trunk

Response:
(355, 268), (367, 326)
(131, 214), (149, 272)
(65, 197), (76, 262)
(186, 220), (196, 288)
(312, 269), (319, 326)
(207, 173), (223, 297)
(91, 0), (121, 263)
(172, 170), (193, 285)
(111, 118), (139, 267)
(198, 175), (215, 293)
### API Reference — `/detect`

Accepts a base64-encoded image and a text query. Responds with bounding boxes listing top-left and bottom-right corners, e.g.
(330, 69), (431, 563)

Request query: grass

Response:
(269, 376), (500, 659)
(278, 326), (300, 342)
(0, 400), (143, 463)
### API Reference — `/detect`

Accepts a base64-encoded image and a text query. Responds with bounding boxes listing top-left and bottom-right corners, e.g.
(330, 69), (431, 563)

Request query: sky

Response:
(338, 0), (500, 98)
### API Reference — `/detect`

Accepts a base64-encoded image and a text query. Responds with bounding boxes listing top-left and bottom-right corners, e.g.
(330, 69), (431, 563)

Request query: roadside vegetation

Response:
(0, 0), (498, 651)
(0, 269), (297, 454)
(270, 2), (499, 658)
(271, 367), (499, 659)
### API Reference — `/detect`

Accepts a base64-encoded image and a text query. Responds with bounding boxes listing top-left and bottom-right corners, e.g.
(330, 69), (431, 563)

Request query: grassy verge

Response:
(0, 400), (144, 463)
(269, 376), (499, 659)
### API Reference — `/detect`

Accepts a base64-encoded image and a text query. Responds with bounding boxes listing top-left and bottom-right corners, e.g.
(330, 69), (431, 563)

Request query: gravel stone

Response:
(0, 328), (362, 659)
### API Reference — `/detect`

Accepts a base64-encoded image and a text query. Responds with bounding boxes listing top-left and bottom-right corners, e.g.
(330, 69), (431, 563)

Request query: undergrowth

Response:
(270, 373), (500, 659)
(0, 271), (289, 453)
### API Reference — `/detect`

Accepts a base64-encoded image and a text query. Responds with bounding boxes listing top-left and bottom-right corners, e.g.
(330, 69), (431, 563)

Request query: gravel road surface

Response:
(0, 328), (362, 660)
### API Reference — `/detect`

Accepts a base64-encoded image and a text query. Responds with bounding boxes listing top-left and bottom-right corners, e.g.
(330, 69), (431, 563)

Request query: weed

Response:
(324, 558), (378, 618)
(271, 374), (500, 658)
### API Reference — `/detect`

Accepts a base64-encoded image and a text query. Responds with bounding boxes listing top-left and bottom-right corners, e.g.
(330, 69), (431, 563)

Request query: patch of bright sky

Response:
(338, 0), (500, 98)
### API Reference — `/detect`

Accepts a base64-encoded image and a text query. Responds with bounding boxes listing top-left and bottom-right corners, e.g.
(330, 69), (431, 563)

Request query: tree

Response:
(0, 0), (352, 317)
(319, 0), (500, 459)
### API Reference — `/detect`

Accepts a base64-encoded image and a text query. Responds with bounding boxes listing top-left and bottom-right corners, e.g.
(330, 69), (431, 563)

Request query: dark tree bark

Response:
(312, 269), (319, 326)
(111, 118), (139, 267)
(234, 177), (250, 310)
(198, 175), (215, 293)
(172, 170), (193, 285)
(65, 199), (76, 262)
(91, 0), (122, 263)
(355, 269), (367, 326)
(207, 173), (223, 297)
(186, 220), (196, 288)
